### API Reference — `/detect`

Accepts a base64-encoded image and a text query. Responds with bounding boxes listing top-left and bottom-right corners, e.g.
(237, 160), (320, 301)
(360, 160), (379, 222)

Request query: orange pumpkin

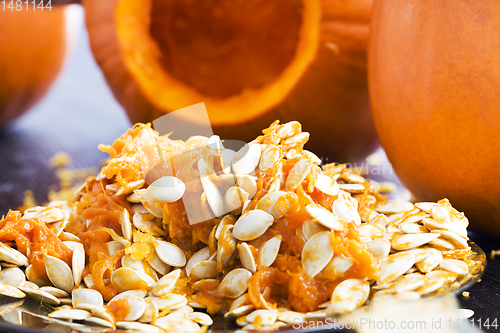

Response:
(369, 0), (500, 235)
(0, 8), (67, 126)
(84, 0), (377, 162)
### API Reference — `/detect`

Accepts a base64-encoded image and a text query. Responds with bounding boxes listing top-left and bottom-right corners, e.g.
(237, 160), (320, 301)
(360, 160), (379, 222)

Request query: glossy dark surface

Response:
(0, 13), (499, 333)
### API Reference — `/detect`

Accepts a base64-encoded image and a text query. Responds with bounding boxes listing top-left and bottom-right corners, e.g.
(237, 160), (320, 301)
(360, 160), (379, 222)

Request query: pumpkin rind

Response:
(369, 0), (500, 235)
(0, 8), (67, 126)
(84, 0), (377, 162)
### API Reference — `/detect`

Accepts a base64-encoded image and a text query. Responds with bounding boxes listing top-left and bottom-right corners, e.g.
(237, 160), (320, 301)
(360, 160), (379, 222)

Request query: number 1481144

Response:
(1, 1), (52, 11)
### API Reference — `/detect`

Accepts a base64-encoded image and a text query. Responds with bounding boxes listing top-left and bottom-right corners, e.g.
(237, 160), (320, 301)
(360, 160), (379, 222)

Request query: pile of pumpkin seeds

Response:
(0, 121), (482, 332)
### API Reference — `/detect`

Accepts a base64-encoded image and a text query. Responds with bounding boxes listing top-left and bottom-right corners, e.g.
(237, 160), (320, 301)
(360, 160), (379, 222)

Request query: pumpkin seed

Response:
(72, 288), (103, 307)
(154, 240), (186, 267)
(0, 284), (25, 298)
(256, 191), (287, 219)
(302, 231), (334, 278)
(379, 251), (416, 285)
(110, 267), (155, 292)
(259, 145), (282, 171)
(314, 174), (339, 196)
(440, 259), (469, 275)
(0, 243), (28, 266)
(224, 186), (249, 213)
(238, 243), (257, 273)
(246, 309), (278, 327)
(233, 210), (274, 241)
(84, 317), (115, 329)
(44, 255), (74, 293)
(327, 279), (369, 315)
(357, 223), (386, 238)
(257, 236), (281, 268)
(415, 248), (443, 273)
(142, 176), (185, 203)
(217, 225), (237, 270)
(332, 191), (361, 225)
(305, 204), (346, 231)
(285, 159), (312, 190)
(236, 175), (258, 199)
(426, 270), (458, 283)
(377, 202), (414, 214)
(154, 315), (200, 333)
(277, 121), (301, 140)
(415, 202), (437, 213)
(40, 286), (70, 298)
(118, 321), (162, 332)
(366, 238), (391, 259)
(138, 298), (158, 323)
(232, 144), (262, 175)
(0, 267), (25, 287)
(219, 268), (252, 298)
(301, 219), (329, 241)
(416, 278), (446, 295)
(391, 233), (439, 251)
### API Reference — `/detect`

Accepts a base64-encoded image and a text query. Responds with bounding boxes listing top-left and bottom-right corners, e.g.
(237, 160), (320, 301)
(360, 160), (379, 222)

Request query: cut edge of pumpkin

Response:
(115, 0), (321, 126)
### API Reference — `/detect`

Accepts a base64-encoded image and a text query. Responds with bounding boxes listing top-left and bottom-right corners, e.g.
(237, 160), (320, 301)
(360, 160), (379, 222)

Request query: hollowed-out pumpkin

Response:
(0, 8), (67, 127)
(369, 0), (500, 235)
(84, 0), (377, 162)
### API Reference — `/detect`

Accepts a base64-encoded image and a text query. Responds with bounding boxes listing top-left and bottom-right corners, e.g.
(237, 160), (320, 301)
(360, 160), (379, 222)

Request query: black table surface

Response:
(0, 13), (499, 333)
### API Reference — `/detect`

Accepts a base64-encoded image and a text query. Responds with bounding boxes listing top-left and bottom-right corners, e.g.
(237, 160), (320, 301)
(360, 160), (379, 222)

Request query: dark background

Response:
(0, 10), (499, 333)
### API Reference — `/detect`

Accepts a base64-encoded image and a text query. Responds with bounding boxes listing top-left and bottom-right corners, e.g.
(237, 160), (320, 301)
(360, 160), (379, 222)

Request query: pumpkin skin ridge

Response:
(369, 0), (500, 235)
(0, 7), (67, 127)
(84, 0), (378, 162)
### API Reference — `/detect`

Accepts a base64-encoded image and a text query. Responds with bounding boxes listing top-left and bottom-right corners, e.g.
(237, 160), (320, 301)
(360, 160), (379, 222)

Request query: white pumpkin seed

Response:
(0, 243), (28, 266)
(111, 267), (155, 291)
(314, 174), (339, 196)
(154, 240), (186, 267)
(233, 210), (274, 241)
(377, 202), (414, 214)
(44, 255), (74, 293)
(154, 315), (200, 333)
(186, 247), (210, 277)
(0, 267), (25, 287)
(328, 279), (369, 315)
(415, 248), (443, 273)
(256, 191), (287, 219)
(224, 186), (249, 212)
(302, 231), (334, 279)
(219, 268), (252, 298)
(120, 209), (132, 242)
(49, 308), (91, 320)
(0, 284), (25, 298)
(302, 219), (329, 240)
(217, 225), (237, 270)
(285, 159), (312, 190)
(257, 236), (281, 268)
(440, 259), (469, 275)
(232, 144), (262, 175)
(259, 145), (282, 171)
(391, 233), (440, 251)
(238, 243), (257, 273)
(366, 238), (391, 259)
(152, 269), (181, 296)
(84, 317), (115, 328)
(378, 251), (416, 285)
(305, 204), (346, 231)
(142, 176), (185, 203)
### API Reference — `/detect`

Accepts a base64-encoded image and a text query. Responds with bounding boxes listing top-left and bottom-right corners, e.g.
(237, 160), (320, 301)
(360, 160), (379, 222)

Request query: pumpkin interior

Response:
(115, 0), (320, 125)
(150, 0), (303, 99)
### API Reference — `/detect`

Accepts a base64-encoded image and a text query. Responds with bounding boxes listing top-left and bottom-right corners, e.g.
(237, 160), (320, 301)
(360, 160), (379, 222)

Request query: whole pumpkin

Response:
(84, 0), (377, 162)
(0, 8), (67, 127)
(369, 0), (500, 235)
